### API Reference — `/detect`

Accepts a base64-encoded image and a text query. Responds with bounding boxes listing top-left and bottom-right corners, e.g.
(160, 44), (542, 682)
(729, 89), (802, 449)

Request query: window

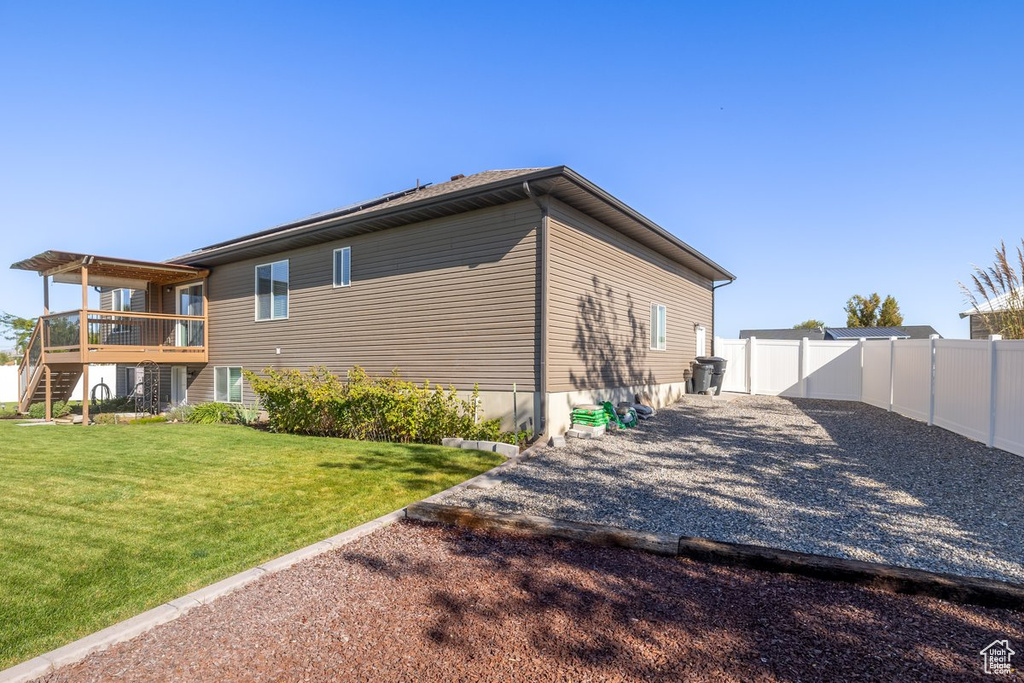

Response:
(112, 288), (133, 311)
(650, 304), (667, 351)
(255, 260), (289, 320)
(214, 367), (243, 403)
(333, 247), (351, 288)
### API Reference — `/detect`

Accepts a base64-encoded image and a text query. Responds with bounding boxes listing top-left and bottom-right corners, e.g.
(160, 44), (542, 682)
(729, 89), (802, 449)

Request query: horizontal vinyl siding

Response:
(189, 201), (540, 401)
(546, 199), (713, 392)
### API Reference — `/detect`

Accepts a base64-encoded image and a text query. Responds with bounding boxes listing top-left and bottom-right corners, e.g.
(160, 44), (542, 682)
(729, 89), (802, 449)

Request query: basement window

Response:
(214, 366), (243, 403)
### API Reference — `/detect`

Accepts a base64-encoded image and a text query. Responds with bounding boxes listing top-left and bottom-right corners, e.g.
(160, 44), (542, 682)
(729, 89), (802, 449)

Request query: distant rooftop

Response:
(959, 288), (1022, 317)
(739, 325), (942, 341)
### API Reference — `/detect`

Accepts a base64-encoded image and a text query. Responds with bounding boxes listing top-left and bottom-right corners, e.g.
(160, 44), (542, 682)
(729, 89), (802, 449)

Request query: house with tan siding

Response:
(12, 167), (734, 435)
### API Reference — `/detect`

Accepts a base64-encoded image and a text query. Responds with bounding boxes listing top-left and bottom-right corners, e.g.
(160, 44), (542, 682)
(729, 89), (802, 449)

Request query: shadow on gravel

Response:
(450, 397), (1024, 583)
(352, 523), (1024, 682)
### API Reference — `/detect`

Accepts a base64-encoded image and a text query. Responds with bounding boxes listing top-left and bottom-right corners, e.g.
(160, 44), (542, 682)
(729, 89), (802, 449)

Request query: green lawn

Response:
(0, 420), (502, 668)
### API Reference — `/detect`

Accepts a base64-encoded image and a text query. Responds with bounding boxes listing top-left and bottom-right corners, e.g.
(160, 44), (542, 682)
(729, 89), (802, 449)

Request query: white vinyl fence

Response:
(0, 364), (118, 406)
(715, 335), (1024, 458)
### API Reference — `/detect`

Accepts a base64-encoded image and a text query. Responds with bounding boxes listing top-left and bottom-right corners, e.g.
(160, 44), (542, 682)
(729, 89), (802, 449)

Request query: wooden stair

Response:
(18, 366), (83, 413)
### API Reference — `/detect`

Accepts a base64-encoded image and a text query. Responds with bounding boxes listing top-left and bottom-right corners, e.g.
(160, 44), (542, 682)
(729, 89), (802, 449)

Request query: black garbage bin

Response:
(691, 362), (713, 394)
(696, 356), (728, 395)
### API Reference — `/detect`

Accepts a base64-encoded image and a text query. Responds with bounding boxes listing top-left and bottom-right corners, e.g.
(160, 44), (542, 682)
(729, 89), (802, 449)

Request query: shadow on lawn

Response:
(344, 522), (1023, 681)
(316, 443), (498, 490)
(455, 397), (1024, 584)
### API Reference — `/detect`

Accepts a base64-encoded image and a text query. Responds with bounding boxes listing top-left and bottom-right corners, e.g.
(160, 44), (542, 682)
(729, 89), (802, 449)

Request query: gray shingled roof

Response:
(165, 166), (735, 281)
(825, 327), (910, 339)
(177, 168), (550, 259)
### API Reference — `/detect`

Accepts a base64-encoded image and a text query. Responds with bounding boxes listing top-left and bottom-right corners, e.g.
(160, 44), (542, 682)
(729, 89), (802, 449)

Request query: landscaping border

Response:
(405, 501), (1024, 611)
(0, 442), (546, 683)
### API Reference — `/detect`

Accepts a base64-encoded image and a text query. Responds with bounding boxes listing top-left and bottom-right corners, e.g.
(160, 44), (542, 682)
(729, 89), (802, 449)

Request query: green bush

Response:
(245, 366), (501, 444)
(129, 415), (167, 425)
(27, 401), (71, 419)
(164, 404), (195, 422)
(0, 403), (18, 419)
(186, 402), (239, 425)
(91, 396), (134, 415)
(234, 404), (262, 426)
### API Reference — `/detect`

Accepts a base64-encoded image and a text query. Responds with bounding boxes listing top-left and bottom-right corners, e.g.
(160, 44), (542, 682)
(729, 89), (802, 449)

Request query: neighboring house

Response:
(960, 288), (1022, 339)
(739, 326), (942, 340)
(11, 166), (734, 435)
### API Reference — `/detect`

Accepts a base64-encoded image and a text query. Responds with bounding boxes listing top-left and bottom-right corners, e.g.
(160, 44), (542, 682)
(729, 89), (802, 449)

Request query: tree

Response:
(0, 312), (36, 355)
(878, 295), (904, 326)
(960, 239), (1024, 339)
(845, 293), (881, 327)
(793, 319), (825, 330)
(844, 293), (903, 327)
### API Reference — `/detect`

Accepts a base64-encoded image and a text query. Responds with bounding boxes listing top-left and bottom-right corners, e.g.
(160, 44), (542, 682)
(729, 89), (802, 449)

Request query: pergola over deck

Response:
(10, 251), (209, 421)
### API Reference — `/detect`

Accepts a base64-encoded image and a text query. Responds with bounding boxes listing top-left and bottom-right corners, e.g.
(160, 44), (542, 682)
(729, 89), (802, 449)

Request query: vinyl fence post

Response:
(927, 334), (939, 426)
(859, 338), (866, 403)
(988, 335), (1001, 448)
(888, 336), (897, 413)
(799, 337), (809, 398)
(748, 336), (757, 395)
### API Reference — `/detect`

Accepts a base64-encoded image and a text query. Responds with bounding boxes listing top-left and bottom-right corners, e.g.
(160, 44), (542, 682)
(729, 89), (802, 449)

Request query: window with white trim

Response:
(112, 288), (133, 312)
(255, 260), (289, 320)
(333, 247), (351, 287)
(650, 304), (667, 351)
(214, 366), (243, 403)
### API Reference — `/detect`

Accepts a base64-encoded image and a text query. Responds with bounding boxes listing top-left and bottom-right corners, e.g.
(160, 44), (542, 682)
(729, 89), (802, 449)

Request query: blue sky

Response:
(1, 1), (1021, 337)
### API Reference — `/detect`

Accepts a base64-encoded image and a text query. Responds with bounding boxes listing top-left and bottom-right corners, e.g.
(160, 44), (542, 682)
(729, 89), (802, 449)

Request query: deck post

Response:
(44, 366), (52, 421)
(43, 275), (49, 315)
(81, 264), (90, 425)
(202, 277), (209, 356)
(80, 264), (89, 358)
(81, 364), (90, 426)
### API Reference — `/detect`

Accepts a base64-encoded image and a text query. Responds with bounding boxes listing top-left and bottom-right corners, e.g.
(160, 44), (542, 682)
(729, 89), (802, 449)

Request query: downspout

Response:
(524, 181), (548, 436)
(711, 278), (736, 356)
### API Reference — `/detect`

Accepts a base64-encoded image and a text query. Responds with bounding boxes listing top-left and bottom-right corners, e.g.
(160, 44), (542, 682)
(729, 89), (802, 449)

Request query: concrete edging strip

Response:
(405, 501), (1024, 611)
(0, 444), (533, 683)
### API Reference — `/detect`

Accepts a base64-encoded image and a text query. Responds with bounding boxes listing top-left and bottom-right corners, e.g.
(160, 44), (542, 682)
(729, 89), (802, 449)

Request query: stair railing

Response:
(18, 319), (43, 408)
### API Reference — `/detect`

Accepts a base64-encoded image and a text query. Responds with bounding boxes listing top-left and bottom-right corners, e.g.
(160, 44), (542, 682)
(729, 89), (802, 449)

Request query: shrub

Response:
(235, 404), (262, 426)
(91, 396), (134, 414)
(129, 415), (167, 425)
(185, 402), (239, 425)
(0, 403), (18, 419)
(246, 366), (500, 444)
(164, 404), (195, 422)
(28, 401), (71, 419)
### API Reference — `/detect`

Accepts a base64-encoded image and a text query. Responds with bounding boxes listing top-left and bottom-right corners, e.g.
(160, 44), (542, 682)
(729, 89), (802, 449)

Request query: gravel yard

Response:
(41, 522), (1023, 682)
(445, 396), (1024, 584)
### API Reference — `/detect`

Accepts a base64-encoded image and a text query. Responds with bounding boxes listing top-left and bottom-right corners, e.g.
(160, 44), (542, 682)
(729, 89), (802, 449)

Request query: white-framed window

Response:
(255, 260), (289, 321)
(214, 366), (243, 403)
(333, 247), (351, 288)
(650, 303), (667, 351)
(112, 288), (133, 312)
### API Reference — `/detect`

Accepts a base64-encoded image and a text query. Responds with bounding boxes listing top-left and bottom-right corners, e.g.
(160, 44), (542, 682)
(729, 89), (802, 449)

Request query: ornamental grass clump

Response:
(245, 366), (500, 444)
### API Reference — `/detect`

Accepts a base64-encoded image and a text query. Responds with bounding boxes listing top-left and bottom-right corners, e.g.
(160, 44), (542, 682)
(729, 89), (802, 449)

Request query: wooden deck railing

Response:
(38, 309), (208, 364)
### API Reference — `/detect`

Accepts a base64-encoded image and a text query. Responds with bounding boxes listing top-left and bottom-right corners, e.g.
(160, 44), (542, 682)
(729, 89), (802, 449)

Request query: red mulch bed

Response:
(43, 521), (1023, 682)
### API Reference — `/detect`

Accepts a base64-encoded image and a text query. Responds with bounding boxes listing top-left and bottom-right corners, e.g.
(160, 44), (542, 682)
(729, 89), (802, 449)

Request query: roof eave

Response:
(170, 166), (736, 282)
(558, 168), (735, 282)
(168, 167), (569, 267)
